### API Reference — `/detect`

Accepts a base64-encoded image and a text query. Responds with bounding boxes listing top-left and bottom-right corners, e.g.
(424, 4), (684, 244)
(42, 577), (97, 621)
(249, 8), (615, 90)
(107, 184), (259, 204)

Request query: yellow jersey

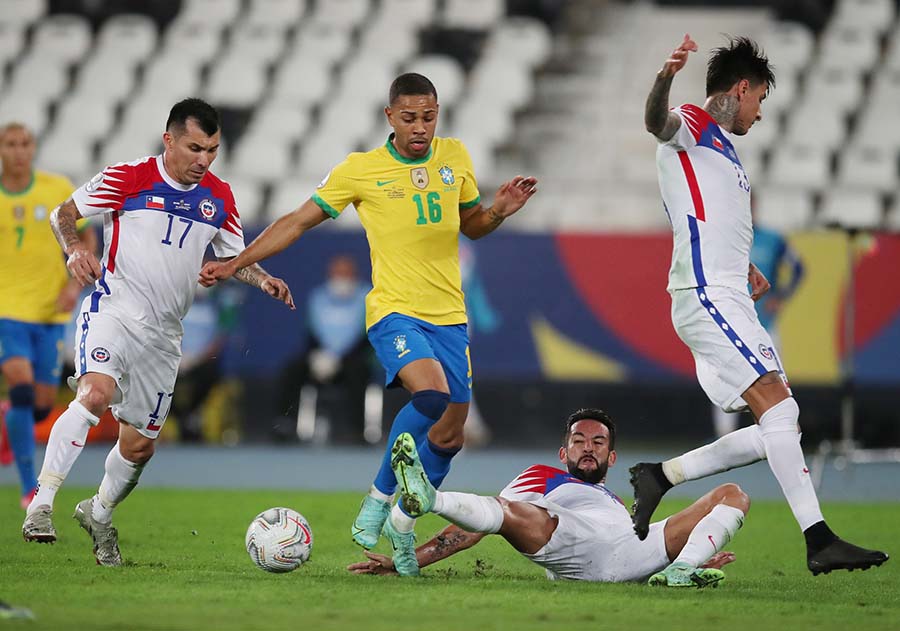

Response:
(313, 135), (481, 330)
(0, 170), (75, 324)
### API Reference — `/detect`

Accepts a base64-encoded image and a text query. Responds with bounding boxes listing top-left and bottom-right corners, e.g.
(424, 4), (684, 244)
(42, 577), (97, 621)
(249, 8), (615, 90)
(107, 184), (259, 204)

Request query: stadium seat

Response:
(483, 16), (553, 70)
(140, 54), (204, 104)
(442, 0), (504, 30)
(74, 54), (137, 105)
(268, 179), (321, 218)
(759, 21), (814, 75)
(287, 23), (353, 65)
(403, 55), (466, 108)
(97, 128), (163, 170)
(0, 0), (47, 28)
(760, 68), (797, 119)
(868, 67), (900, 111)
(205, 56), (268, 109)
(358, 18), (420, 67)
(296, 130), (362, 180)
(230, 134), (294, 183)
(885, 35), (900, 71)
(803, 67), (864, 115)
(224, 176), (266, 227)
(855, 106), (900, 150)
(270, 56), (332, 107)
(52, 96), (117, 143)
(229, 24), (287, 65)
(30, 14), (92, 65)
(733, 114), (779, 154)
(243, 0), (307, 30)
(836, 145), (899, 193)
(817, 26), (880, 73)
(0, 96), (48, 137)
(377, 0), (437, 26)
(753, 187), (815, 232)
(737, 147), (766, 185)
(831, 0), (895, 36)
(7, 54), (68, 104)
(245, 102), (312, 140)
(818, 188), (884, 230)
(885, 196), (900, 232)
(160, 22), (223, 64)
(0, 23), (25, 68)
(35, 128), (94, 183)
(172, 0), (242, 29)
(783, 101), (847, 151)
(469, 57), (534, 111)
(307, 0), (371, 30)
(337, 56), (397, 110)
(95, 14), (159, 65)
(767, 144), (831, 192)
(451, 98), (515, 149)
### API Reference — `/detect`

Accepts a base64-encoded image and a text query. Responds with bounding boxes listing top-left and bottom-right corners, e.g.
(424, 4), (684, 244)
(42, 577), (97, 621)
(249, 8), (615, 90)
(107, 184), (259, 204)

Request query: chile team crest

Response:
(199, 199), (217, 219)
(91, 347), (110, 363)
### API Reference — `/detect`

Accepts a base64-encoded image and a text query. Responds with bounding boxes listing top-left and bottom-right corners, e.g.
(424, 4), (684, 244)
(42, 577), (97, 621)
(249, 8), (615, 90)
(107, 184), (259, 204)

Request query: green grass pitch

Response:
(1, 486), (896, 630)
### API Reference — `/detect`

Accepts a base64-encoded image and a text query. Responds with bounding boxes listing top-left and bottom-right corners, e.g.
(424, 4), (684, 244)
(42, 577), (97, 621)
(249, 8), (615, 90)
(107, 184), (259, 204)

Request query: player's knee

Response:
(9, 384), (35, 409)
(33, 407), (53, 423)
(716, 483), (750, 514)
(759, 397), (800, 435)
(410, 389), (450, 421)
(121, 440), (155, 465)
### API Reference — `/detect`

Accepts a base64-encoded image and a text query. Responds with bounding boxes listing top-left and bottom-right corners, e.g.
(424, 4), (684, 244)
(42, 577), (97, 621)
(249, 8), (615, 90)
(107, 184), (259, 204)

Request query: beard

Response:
(567, 455), (608, 484)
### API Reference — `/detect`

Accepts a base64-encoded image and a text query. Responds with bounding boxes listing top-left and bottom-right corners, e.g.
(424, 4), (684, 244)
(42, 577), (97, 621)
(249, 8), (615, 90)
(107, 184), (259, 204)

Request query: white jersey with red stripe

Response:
(499, 464), (630, 526)
(72, 155), (244, 348)
(656, 104), (753, 293)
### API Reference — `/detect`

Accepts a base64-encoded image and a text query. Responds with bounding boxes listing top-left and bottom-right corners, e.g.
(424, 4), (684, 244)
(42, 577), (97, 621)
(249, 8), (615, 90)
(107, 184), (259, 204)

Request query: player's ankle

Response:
(803, 520), (838, 553)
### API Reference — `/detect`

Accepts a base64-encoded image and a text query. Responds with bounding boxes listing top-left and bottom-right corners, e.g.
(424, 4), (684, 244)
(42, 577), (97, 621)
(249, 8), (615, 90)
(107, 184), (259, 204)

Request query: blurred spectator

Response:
(170, 284), (243, 442)
(275, 255), (374, 444)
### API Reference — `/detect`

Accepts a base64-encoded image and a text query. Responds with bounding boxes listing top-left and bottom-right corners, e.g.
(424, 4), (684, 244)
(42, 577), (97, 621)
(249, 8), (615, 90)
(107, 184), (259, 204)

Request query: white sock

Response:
(432, 491), (504, 534)
(758, 397), (823, 530)
(390, 502), (416, 534)
(662, 426), (766, 485)
(712, 406), (739, 438)
(92, 442), (145, 524)
(29, 401), (99, 513)
(368, 486), (393, 503)
(674, 503), (745, 567)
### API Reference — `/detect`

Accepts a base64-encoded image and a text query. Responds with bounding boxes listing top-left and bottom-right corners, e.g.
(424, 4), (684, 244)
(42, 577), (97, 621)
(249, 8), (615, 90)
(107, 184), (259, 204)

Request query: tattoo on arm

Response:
(645, 74), (681, 141)
(233, 263), (268, 289)
(50, 200), (82, 254)
(418, 528), (483, 567)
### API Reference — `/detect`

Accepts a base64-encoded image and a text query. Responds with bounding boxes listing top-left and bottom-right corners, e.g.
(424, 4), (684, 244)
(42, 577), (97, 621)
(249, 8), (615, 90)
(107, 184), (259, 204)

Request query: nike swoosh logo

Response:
(71, 441), (84, 447)
(376, 179), (399, 187)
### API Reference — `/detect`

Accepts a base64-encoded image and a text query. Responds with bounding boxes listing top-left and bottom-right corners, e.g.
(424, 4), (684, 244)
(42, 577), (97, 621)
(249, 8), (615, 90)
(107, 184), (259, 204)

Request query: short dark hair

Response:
(166, 98), (220, 137)
(563, 408), (616, 450)
(389, 72), (438, 105)
(706, 36), (775, 96)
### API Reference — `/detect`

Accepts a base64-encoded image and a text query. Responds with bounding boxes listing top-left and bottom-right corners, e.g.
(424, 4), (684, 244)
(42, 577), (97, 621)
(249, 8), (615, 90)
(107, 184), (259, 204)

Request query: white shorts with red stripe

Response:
(69, 310), (181, 439)
(671, 285), (790, 412)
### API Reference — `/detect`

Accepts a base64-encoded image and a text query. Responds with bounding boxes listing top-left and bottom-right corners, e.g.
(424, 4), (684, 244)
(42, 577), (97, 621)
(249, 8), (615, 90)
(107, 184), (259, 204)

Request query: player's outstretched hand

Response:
(66, 245), (101, 286)
(492, 175), (538, 219)
(347, 551), (398, 576)
(199, 260), (236, 287)
(261, 276), (295, 310)
(660, 34), (698, 78)
(748, 263), (770, 301)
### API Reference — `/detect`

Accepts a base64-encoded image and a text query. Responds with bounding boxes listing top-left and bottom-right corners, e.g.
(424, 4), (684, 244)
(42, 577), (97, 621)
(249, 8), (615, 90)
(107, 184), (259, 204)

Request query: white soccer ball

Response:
(245, 507), (313, 573)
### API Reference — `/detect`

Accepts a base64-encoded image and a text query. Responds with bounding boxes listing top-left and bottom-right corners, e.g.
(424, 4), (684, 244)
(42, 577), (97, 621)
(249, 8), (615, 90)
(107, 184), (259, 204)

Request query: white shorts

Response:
(521, 500), (670, 582)
(671, 286), (789, 412)
(69, 310), (181, 439)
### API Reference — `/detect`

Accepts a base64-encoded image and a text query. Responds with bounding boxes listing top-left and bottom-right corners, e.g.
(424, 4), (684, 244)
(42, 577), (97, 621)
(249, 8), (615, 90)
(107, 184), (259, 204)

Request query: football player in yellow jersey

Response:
(201, 73), (537, 575)
(0, 122), (96, 509)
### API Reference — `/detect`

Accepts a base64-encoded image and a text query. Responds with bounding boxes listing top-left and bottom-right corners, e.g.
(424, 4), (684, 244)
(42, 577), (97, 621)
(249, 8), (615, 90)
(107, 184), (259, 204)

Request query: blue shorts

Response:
(368, 313), (472, 403)
(0, 319), (66, 384)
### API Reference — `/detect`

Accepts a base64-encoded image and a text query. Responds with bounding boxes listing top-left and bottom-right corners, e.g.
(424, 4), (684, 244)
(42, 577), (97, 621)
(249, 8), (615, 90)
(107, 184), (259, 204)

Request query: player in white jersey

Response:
(22, 99), (293, 565)
(631, 35), (887, 575)
(349, 408), (748, 587)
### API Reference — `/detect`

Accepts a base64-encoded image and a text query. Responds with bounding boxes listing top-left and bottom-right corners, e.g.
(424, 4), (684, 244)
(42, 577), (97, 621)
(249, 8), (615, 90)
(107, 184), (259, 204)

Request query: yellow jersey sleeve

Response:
(456, 141), (481, 210)
(311, 156), (361, 219)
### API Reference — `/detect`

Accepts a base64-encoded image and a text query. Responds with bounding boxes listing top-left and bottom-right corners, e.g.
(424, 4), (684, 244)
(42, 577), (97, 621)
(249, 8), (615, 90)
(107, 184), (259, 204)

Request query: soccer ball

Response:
(245, 507), (313, 573)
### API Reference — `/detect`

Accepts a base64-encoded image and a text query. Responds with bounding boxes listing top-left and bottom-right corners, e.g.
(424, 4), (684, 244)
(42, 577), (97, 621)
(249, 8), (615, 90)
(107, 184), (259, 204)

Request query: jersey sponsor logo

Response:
(33, 205), (47, 221)
(86, 171), (104, 192)
(410, 167), (429, 189)
(758, 344), (773, 360)
(147, 195), (165, 210)
(376, 178), (399, 187)
(13, 205), (25, 220)
(199, 198), (217, 219)
(174, 200), (191, 211)
(439, 165), (455, 185)
(90, 347), (111, 363)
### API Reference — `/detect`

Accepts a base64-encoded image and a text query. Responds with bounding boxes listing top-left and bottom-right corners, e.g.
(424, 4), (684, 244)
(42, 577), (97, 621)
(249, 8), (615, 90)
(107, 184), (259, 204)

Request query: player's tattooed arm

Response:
(232, 263), (268, 289)
(416, 525), (487, 567)
(52, 199), (101, 286)
(645, 74), (682, 141)
(224, 259), (296, 310)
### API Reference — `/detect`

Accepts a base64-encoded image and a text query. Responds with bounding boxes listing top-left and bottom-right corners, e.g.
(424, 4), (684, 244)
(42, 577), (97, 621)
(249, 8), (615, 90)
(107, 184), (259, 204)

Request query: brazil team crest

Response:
(439, 165), (455, 185)
(410, 167), (429, 189)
